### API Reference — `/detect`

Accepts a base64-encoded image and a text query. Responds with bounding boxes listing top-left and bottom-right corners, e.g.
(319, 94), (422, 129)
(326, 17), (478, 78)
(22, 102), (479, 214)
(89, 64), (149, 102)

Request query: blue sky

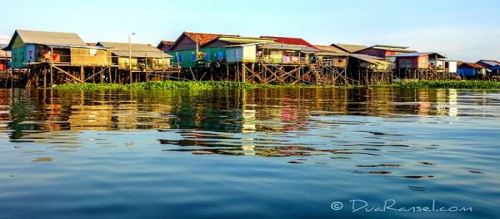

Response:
(0, 0), (498, 61)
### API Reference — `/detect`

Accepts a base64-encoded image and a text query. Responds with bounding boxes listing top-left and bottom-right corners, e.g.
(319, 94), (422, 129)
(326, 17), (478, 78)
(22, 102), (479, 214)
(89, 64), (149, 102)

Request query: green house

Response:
(168, 32), (243, 68)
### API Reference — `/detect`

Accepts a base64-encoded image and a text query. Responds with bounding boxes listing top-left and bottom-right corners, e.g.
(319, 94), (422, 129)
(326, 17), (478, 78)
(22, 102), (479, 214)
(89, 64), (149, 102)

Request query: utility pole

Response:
(129, 32), (135, 83)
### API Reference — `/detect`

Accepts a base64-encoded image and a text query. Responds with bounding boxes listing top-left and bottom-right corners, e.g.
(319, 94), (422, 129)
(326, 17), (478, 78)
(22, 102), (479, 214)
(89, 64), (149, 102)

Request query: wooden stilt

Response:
(241, 63), (246, 83)
(80, 66), (85, 82)
(43, 67), (47, 88)
(100, 67), (104, 83)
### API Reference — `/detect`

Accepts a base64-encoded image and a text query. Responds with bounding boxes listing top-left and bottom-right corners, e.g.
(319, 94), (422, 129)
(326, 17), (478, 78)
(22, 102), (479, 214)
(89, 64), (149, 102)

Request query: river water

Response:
(0, 88), (499, 219)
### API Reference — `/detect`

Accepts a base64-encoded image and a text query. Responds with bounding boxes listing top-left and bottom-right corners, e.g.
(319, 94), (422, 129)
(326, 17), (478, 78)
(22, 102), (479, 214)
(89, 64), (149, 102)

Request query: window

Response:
(191, 52), (196, 61)
(178, 54), (184, 62)
(204, 52), (210, 61)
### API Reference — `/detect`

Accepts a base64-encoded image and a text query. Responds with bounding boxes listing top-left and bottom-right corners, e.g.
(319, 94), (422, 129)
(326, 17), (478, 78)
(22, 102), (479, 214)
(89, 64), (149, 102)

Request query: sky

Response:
(0, 0), (499, 61)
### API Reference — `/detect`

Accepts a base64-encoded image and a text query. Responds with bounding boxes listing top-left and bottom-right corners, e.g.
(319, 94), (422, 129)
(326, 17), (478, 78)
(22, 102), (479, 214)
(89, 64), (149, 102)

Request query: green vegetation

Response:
(54, 81), (336, 91)
(389, 80), (500, 89)
(54, 80), (500, 91)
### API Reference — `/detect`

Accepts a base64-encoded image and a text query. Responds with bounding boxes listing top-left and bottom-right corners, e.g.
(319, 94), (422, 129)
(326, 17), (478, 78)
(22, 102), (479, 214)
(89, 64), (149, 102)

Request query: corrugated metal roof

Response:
(478, 60), (500, 67)
(373, 45), (409, 49)
(185, 32), (222, 46)
(6, 29), (88, 49)
(314, 45), (349, 55)
(389, 52), (447, 58)
(364, 45), (415, 53)
(170, 32), (239, 50)
(330, 44), (368, 53)
(459, 62), (484, 69)
(98, 42), (172, 58)
(350, 54), (390, 65)
(220, 36), (274, 44)
(262, 36), (317, 49)
(260, 43), (318, 53)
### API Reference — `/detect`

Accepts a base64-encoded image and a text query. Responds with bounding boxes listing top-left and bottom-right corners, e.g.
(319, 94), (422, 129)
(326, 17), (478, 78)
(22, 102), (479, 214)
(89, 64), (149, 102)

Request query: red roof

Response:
(170, 32), (240, 50)
(160, 40), (174, 46)
(184, 32), (221, 46)
(459, 62), (484, 69)
(261, 36), (317, 49)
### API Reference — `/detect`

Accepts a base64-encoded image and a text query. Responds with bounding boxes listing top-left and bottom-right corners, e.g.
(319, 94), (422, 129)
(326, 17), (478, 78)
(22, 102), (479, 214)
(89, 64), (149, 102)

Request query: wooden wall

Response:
(70, 48), (111, 66)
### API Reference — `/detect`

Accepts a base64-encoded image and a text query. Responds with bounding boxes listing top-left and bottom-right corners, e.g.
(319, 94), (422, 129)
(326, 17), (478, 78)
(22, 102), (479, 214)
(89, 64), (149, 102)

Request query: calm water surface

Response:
(0, 88), (499, 219)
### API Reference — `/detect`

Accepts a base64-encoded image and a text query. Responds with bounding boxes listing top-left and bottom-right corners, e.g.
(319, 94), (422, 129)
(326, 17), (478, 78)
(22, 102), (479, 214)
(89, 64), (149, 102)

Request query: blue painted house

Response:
(457, 62), (486, 78)
(477, 60), (500, 75)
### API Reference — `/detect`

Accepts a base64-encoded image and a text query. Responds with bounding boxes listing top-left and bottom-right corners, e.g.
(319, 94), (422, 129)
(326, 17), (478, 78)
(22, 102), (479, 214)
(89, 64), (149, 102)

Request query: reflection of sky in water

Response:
(0, 88), (499, 219)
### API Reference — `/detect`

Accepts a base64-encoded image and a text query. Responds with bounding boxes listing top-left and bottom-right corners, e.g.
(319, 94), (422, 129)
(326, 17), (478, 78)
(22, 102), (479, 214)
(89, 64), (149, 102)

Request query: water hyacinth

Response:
(389, 80), (500, 89)
(54, 81), (336, 91)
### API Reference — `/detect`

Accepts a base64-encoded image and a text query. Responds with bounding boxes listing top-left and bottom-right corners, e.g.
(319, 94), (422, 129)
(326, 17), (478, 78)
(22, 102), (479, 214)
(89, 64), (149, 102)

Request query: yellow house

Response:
(97, 42), (172, 71)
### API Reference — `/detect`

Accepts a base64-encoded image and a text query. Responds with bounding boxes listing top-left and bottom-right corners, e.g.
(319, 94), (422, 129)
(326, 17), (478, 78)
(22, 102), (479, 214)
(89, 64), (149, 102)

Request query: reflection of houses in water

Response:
(66, 95), (172, 130)
(418, 90), (431, 116)
(435, 89), (447, 116)
(69, 104), (114, 130)
(416, 89), (459, 116)
(448, 89), (458, 117)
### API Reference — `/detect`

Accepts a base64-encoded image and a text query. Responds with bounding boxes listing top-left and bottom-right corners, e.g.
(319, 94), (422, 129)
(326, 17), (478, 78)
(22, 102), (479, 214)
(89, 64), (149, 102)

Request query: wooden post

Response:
(50, 65), (54, 86)
(80, 66), (85, 82)
(241, 63), (246, 83)
(210, 66), (214, 81)
(43, 67), (47, 88)
(189, 67), (196, 81)
(108, 67), (112, 83)
(100, 67), (104, 83)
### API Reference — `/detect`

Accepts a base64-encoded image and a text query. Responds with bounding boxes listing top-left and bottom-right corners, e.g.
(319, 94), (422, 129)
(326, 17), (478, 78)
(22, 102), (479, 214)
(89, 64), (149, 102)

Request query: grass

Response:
(54, 81), (336, 91)
(388, 80), (500, 89)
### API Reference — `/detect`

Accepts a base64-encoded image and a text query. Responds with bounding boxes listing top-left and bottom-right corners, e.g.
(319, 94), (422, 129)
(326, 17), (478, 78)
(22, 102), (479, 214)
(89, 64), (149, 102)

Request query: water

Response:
(0, 88), (499, 219)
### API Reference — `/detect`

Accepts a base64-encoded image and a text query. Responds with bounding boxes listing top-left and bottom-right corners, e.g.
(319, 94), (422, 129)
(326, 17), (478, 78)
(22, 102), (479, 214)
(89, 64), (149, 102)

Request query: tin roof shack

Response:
(458, 62), (486, 78)
(330, 43), (368, 54)
(355, 45), (416, 58)
(391, 52), (447, 70)
(348, 54), (392, 85)
(0, 45), (10, 71)
(349, 54), (392, 72)
(477, 60), (500, 75)
(314, 45), (349, 68)
(258, 36), (319, 65)
(4, 30), (111, 68)
(157, 40), (174, 53)
(168, 32), (240, 68)
(97, 42), (172, 71)
(224, 37), (274, 63)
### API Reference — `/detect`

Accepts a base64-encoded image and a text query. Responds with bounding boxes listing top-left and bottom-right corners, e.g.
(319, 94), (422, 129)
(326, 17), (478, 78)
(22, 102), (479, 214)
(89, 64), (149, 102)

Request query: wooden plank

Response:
(51, 65), (84, 83)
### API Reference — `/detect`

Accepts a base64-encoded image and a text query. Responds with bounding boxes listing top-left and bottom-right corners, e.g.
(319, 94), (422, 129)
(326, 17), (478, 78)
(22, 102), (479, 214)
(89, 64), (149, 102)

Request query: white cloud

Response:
(0, 34), (10, 45)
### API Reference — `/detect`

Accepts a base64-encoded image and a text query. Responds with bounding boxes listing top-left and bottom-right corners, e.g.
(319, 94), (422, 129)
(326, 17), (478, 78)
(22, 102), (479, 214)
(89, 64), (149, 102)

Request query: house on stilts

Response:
(3, 29), (112, 87)
(477, 60), (500, 77)
(96, 42), (175, 82)
(457, 62), (486, 79)
(388, 52), (454, 80)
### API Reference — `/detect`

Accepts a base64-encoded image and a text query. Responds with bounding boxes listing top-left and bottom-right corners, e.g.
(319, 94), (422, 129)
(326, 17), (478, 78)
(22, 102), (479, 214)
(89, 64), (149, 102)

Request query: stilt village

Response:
(0, 29), (499, 88)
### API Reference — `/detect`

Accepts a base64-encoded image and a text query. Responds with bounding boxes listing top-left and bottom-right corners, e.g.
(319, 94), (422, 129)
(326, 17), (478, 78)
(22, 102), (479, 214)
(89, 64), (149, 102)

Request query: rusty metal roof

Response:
(98, 42), (172, 58)
(330, 43), (368, 53)
(459, 62), (485, 69)
(314, 45), (349, 55)
(262, 36), (317, 49)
